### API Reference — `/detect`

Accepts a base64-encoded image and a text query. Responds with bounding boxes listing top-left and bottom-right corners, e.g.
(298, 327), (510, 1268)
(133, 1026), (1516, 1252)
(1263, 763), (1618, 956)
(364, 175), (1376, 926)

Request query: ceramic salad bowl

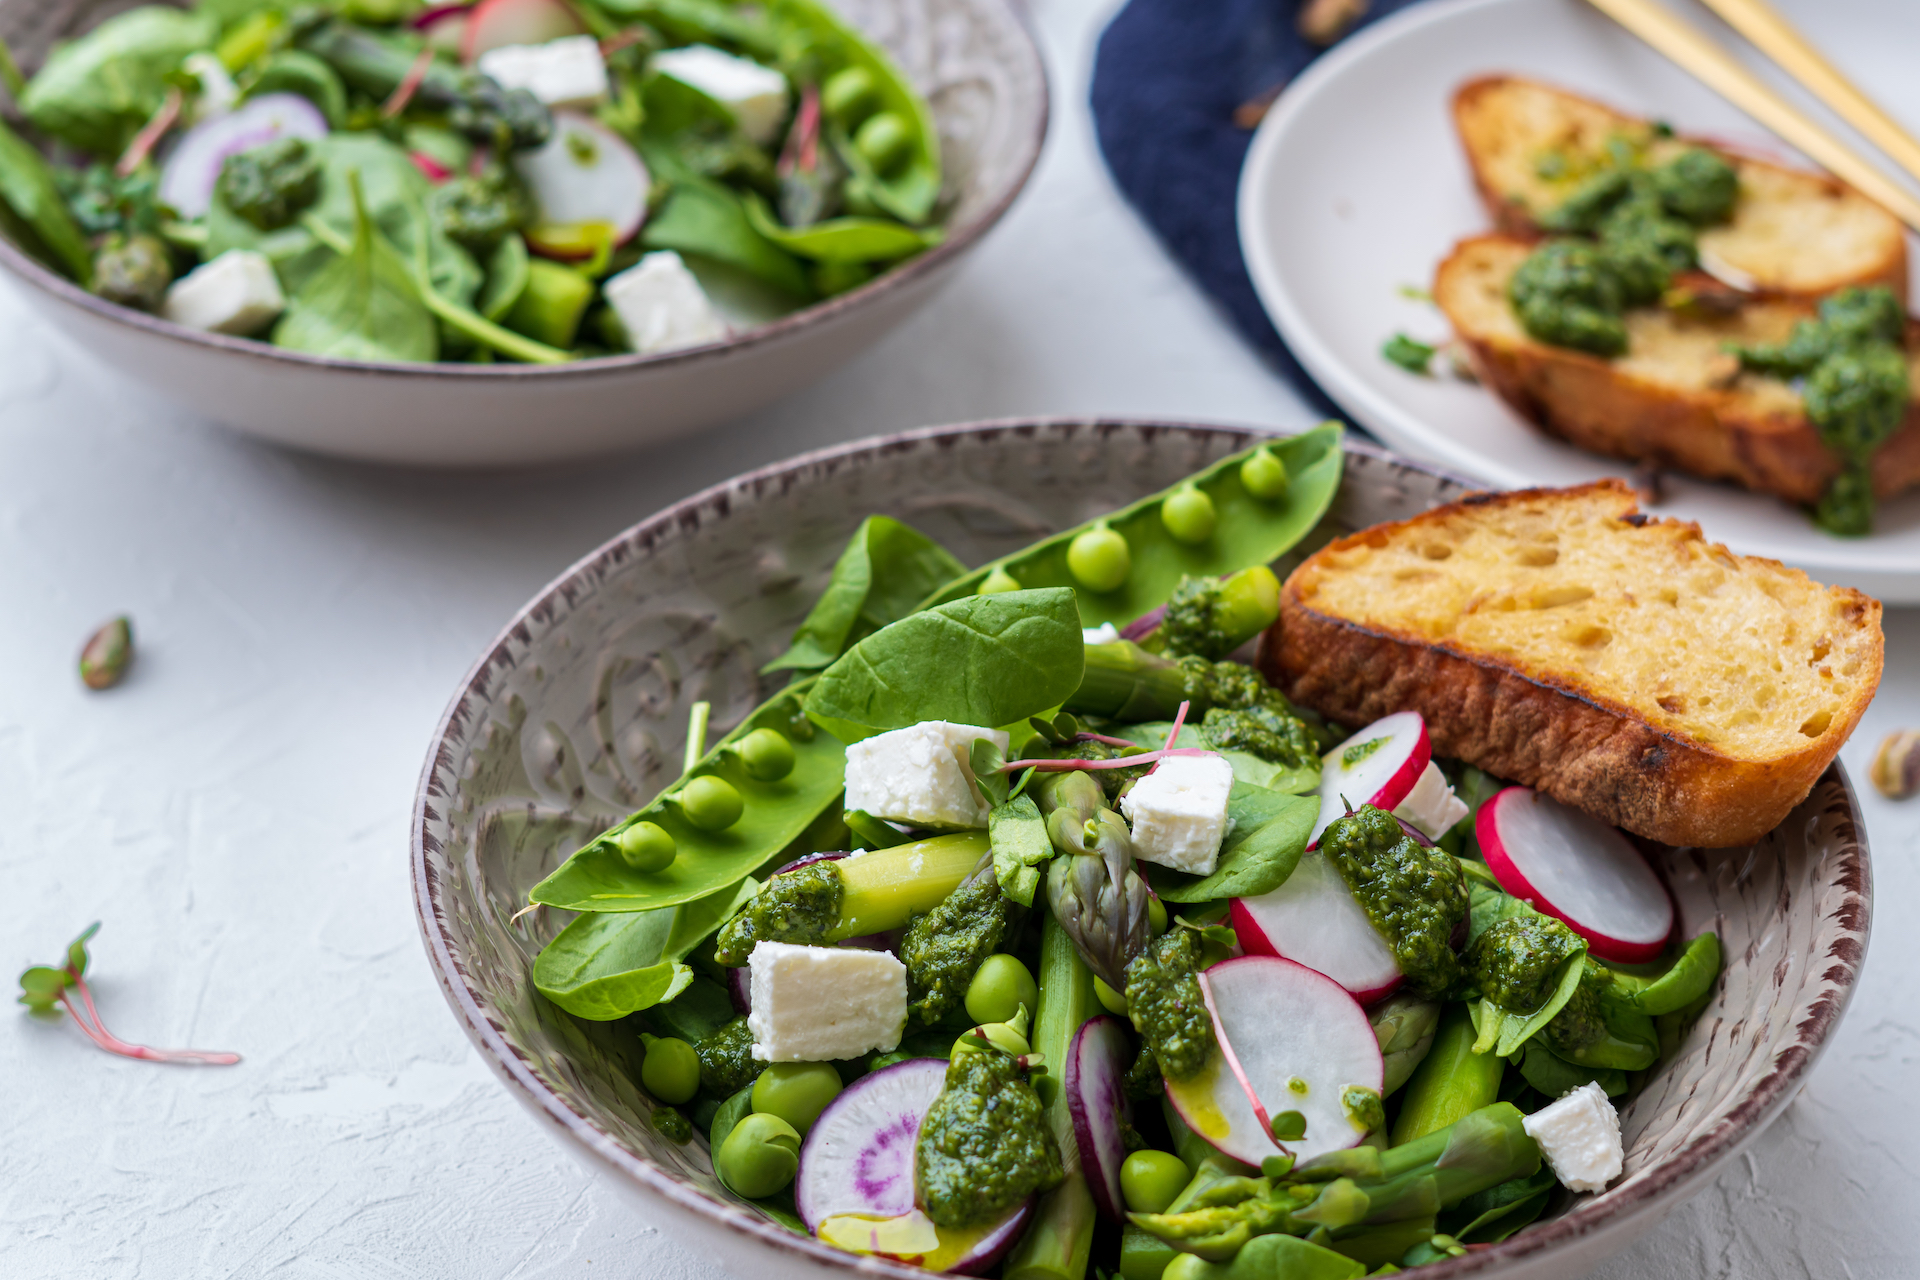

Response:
(411, 419), (1871, 1279)
(0, 0), (1046, 466)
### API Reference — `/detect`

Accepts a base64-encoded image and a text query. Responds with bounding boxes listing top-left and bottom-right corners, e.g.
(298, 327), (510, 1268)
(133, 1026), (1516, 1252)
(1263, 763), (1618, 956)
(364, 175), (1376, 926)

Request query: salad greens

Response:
(0, 0), (950, 364)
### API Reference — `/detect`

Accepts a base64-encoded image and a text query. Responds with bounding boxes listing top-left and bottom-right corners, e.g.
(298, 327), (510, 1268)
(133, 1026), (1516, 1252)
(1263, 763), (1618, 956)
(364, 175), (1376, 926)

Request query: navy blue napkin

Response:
(1090, 0), (1429, 413)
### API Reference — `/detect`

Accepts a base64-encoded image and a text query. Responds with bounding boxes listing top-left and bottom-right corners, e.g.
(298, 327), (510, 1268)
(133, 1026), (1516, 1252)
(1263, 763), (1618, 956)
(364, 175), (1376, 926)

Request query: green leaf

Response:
(1517, 1043), (1627, 1099)
(1443, 1164), (1557, 1244)
(1616, 931), (1722, 1016)
(742, 192), (940, 263)
(971, 737), (1010, 809)
(1146, 783), (1316, 903)
(645, 973), (738, 1044)
(765, 516), (967, 674)
(805, 588), (1085, 744)
(1470, 947), (1588, 1059)
(17, 966), (68, 1012)
(642, 177), (811, 298)
(989, 793), (1052, 907)
(920, 424), (1346, 628)
(20, 7), (216, 156)
(66, 922), (100, 978)
(275, 171), (438, 362)
(532, 876), (753, 1021)
(1163, 1231), (1366, 1280)
(1465, 877), (1539, 949)
(0, 118), (95, 281)
(710, 1079), (758, 1152)
(479, 231), (530, 322)
(1115, 723), (1319, 795)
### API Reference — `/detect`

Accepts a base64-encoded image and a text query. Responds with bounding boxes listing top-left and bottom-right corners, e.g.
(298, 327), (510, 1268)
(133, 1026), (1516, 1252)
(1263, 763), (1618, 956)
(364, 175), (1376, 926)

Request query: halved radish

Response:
(1231, 854), (1402, 1005)
(1065, 1015), (1133, 1223)
(1478, 787), (1674, 963)
(1308, 713), (1432, 848)
(158, 93), (330, 219)
(797, 1057), (1029, 1273)
(1163, 955), (1382, 1166)
(461, 0), (585, 63)
(513, 111), (650, 254)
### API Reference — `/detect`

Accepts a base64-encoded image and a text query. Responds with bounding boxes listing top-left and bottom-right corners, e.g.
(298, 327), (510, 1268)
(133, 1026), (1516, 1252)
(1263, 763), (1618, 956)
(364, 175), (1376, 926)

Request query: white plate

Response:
(1238, 0), (1920, 601)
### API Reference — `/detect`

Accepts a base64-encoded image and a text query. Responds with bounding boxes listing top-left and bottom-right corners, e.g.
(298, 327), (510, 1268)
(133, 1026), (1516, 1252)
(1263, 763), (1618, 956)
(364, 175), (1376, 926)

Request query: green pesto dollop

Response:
(1123, 927), (1216, 1081)
(652, 1105), (693, 1144)
(1735, 286), (1909, 536)
(1465, 915), (1585, 1012)
(902, 858), (1017, 1026)
(1543, 957), (1614, 1055)
(1157, 575), (1241, 661)
(1341, 736), (1387, 769)
(217, 137), (323, 231)
(1508, 240), (1629, 357)
(695, 1015), (760, 1098)
(429, 171), (531, 255)
(713, 862), (843, 966)
(915, 1050), (1065, 1227)
(1202, 705), (1317, 771)
(1340, 1085), (1385, 1135)
(1177, 655), (1297, 720)
(1124, 1042), (1164, 1099)
(1319, 806), (1469, 997)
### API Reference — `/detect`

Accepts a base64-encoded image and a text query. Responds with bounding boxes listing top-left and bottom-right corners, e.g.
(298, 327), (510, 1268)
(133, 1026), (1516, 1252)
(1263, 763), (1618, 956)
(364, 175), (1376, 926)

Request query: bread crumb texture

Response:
(1292, 481), (1877, 761)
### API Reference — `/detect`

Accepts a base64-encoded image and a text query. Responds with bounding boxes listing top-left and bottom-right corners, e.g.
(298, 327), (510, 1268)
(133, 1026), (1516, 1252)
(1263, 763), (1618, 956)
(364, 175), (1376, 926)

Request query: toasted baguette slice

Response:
(1435, 234), (1920, 506)
(1263, 481), (1882, 848)
(1454, 76), (1907, 301)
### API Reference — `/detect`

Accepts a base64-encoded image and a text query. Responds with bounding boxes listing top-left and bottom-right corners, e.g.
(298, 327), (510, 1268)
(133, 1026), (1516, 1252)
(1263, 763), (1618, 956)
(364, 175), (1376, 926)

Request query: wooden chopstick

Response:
(1583, 0), (1920, 232)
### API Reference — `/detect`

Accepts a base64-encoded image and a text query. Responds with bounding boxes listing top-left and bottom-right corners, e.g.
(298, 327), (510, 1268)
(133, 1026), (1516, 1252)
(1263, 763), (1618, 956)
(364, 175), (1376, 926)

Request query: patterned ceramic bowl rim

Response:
(0, 0), (1047, 381)
(411, 418), (1872, 1279)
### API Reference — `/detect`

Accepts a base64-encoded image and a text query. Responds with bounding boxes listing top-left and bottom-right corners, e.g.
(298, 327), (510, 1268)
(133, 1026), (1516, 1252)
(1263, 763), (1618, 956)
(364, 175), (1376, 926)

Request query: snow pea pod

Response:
(919, 423), (1345, 627)
(742, 191), (941, 263)
(1611, 931), (1722, 1015)
(529, 678), (847, 913)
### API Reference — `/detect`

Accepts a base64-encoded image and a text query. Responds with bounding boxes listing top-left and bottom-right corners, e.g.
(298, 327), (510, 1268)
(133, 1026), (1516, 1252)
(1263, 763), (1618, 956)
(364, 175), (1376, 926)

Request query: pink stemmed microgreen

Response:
(17, 924), (241, 1066)
(999, 701), (1218, 774)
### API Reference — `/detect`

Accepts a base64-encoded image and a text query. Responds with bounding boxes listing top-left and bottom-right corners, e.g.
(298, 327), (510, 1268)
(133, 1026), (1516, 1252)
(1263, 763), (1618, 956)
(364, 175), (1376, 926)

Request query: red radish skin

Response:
(413, 4), (473, 55)
(1478, 787), (1675, 963)
(1231, 856), (1403, 1004)
(461, 0), (585, 63)
(1308, 713), (1432, 848)
(1065, 1015), (1134, 1223)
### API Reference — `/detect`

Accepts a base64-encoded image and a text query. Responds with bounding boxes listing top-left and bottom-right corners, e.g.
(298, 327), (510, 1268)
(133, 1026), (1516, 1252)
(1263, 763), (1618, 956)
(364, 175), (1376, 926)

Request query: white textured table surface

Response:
(3, 0), (1916, 1276)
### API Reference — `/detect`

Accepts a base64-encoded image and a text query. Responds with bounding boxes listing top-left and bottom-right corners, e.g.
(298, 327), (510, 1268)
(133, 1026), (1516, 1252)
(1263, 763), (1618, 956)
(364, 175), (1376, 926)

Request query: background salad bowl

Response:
(411, 419), (1870, 1280)
(0, 0), (1046, 466)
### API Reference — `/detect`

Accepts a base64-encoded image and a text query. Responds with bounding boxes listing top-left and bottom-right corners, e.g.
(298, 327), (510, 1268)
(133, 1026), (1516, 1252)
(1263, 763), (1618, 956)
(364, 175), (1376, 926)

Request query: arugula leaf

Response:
(1146, 782), (1316, 902)
(533, 878), (755, 1020)
(989, 793), (1052, 907)
(765, 515), (967, 674)
(804, 588), (1085, 744)
(19, 7), (216, 156)
(0, 119), (94, 281)
(275, 171), (438, 362)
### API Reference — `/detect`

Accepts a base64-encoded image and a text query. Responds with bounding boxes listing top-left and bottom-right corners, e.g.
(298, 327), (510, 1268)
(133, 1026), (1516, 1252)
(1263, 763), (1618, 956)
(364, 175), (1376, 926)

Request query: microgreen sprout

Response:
(18, 923), (240, 1066)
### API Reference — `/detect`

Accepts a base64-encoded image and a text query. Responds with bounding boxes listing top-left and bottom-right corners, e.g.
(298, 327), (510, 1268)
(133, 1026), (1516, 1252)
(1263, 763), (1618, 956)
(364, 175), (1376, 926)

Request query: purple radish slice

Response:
(1231, 856), (1401, 1005)
(1164, 955), (1382, 1166)
(461, 0), (585, 62)
(1119, 604), (1166, 643)
(769, 851), (849, 878)
(158, 93), (330, 219)
(1478, 787), (1674, 963)
(1308, 712), (1432, 848)
(1065, 1015), (1133, 1223)
(727, 964), (751, 1015)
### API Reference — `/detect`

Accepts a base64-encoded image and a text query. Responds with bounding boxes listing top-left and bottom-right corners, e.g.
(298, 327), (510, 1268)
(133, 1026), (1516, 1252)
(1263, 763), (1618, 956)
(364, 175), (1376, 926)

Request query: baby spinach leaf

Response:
(598, 0), (782, 59)
(765, 515), (967, 673)
(646, 974), (738, 1044)
(1146, 782), (1316, 903)
(1517, 1043), (1626, 1099)
(1116, 722), (1319, 795)
(642, 173), (812, 298)
(989, 793), (1052, 907)
(20, 7), (216, 157)
(1465, 877), (1540, 949)
(710, 1080), (759, 1151)
(1470, 948), (1588, 1058)
(479, 231), (530, 321)
(275, 172), (438, 362)
(0, 118), (94, 281)
(1444, 1164), (1558, 1245)
(533, 877), (755, 1020)
(743, 192), (940, 264)
(250, 50), (349, 127)
(804, 588), (1085, 744)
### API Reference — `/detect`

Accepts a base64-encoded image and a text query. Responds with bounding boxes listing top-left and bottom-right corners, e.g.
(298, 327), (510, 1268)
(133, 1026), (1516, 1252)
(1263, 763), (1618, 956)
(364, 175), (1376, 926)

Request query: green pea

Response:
(1240, 447), (1290, 500)
(1093, 976), (1128, 1016)
(717, 1112), (801, 1198)
(1269, 1109), (1307, 1141)
(737, 728), (796, 782)
(614, 821), (676, 872)
(680, 775), (743, 831)
(821, 65), (878, 127)
(1147, 894), (1168, 936)
(751, 1062), (842, 1136)
(640, 1036), (701, 1104)
(1067, 524), (1131, 594)
(977, 566), (1022, 595)
(965, 953), (1038, 1026)
(1160, 484), (1217, 544)
(854, 111), (913, 174)
(1120, 1150), (1189, 1214)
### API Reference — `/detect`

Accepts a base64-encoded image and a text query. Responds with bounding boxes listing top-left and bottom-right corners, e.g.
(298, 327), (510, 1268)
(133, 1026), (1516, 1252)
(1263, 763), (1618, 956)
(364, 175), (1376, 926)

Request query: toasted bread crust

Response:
(1435, 234), (1920, 505)
(1453, 75), (1907, 301)
(1264, 483), (1884, 848)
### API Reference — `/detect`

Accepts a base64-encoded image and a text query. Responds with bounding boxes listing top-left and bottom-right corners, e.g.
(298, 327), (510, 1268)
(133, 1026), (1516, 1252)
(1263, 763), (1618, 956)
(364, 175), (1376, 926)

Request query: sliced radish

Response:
(513, 111), (650, 253)
(414, 4), (473, 55)
(1478, 787), (1674, 963)
(1231, 855), (1402, 1005)
(1065, 1015), (1133, 1223)
(461, 0), (585, 63)
(726, 965), (751, 1015)
(797, 1057), (1030, 1274)
(158, 93), (330, 219)
(1308, 713), (1431, 848)
(1163, 956), (1382, 1166)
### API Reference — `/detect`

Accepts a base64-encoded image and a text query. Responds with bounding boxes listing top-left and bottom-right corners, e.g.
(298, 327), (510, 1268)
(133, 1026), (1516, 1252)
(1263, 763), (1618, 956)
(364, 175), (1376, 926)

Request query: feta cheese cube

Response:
(1121, 753), (1235, 876)
(161, 250), (285, 336)
(477, 36), (609, 109)
(1082, 623), (1120, 645)
(650, 44), (791, 145)
(748, 941), (907, 1062)
(843, 721), (1010, 830)
(1522, 1081), (1624, 1193)
(1393, 760), (1469, 840)
(603, 251), (730, 356)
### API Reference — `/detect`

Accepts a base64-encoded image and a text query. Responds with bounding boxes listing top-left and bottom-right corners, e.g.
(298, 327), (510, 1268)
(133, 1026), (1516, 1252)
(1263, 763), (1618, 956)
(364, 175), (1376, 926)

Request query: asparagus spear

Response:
(1035, 770), (1152, 991)
(1068, 641), (1209, 722)
(1388, 1004), (1505, 1145)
